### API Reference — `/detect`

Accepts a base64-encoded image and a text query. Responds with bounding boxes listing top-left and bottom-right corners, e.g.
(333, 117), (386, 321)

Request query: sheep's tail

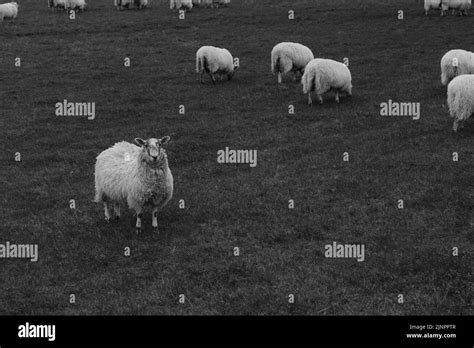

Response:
(448, 90), (464, 120)
(94, 190), (102, 203)
(94, 183), (103, 203)
(93, 169), (103, 203)
(197, 54), (208, 73)
(271, 53), (280, 74)
(196, 54), (203, 73)
(302, 71), (314, 94)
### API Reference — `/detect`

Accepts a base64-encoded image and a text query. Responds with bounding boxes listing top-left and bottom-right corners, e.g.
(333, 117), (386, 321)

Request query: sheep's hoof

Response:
(105, 217), (110, 223)
(153, 227), (159, 234)
(136, 227), (141, 234)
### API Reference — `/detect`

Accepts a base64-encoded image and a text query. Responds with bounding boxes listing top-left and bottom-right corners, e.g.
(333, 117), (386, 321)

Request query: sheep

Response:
(424, 0), (442, 15)
(67, 0), (86, 11)
(0, 2), (18, 22)
(200, 0), (226, 8)
(170, 0), (192, 11)
(48, 0), (65, 9)
(271, 42), (314, 84)
(94, 137), (173, 233)
(441, 49), (474, 86)
(441, 0), (471, 15)
(301, 58), (352, 105)
(196, 45), (237, 84)
(115, 0), (148, 10)
(447, 74), (474, 131)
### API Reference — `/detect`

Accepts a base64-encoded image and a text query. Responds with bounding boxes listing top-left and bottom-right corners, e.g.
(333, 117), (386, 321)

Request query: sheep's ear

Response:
(160, 136), (171, 145)
(134, 138), (147, 147)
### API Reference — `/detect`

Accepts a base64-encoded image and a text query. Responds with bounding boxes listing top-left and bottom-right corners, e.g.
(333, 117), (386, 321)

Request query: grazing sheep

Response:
(441, 49), (474, 86)
(201, 0), (213, 7)
(170, 0), (192, 10)
(447, 74), (474, 131)
(424, 0), (442, 15)
(115, 0), (147, 10)
(0, 2), (18, 22)
(196, 45), (237, 84)
(67, 0), (86, 11)
(199, 0), (227, 7)
(441, 0), (471, 15)
(302, 58), (352, 105)
(48, 0), (66, 9)
(94, 137), (173, 233)
(271, 42), (314, 84)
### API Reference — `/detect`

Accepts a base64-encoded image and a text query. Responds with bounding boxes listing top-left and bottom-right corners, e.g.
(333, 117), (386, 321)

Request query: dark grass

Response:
(0, 0), (472, 315)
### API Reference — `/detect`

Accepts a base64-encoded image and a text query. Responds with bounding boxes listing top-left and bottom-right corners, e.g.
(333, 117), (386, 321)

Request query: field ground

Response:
(0, 0), (473, 315)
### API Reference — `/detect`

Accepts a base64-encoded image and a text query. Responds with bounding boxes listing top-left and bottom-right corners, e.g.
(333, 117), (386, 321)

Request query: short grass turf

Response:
(0, 0), (473, 315)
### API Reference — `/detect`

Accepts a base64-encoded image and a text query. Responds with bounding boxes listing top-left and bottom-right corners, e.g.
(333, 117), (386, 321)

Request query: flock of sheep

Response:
(43, 0), (231, 11)
(424, 0), (472, 15)
(96, 42), (473, 234)
(1, 0), (472, 233)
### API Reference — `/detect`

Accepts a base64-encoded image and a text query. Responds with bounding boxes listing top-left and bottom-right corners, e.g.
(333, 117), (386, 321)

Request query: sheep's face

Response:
(135, 137), (170, 167)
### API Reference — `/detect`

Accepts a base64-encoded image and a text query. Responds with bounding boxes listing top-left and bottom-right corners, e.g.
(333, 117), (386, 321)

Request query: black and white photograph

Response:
(1, 0), (473, 345)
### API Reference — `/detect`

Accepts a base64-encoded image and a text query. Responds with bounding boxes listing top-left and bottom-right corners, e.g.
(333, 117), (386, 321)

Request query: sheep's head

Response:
(135, 137), (170, 167)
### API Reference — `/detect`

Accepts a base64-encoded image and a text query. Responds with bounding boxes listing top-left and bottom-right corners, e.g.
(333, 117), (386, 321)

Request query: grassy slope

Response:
(0, 0), (472, 315)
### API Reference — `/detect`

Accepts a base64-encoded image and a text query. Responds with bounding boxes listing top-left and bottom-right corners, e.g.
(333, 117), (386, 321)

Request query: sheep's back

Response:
(441, 49), (474, 75)
(198, 46), (234, 73)
(447, 74), (474, 118)
(308, 59), (351, 91)
(95, 142), (141, 200)
(272, 42), (314, 69)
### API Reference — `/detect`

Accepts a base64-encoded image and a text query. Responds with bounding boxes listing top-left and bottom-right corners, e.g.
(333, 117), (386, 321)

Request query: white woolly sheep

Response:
(447, 74), (474, 131)
(170, 0), (192, 10)
(196, 45), (237, 84)
(441, 0), (471, 15)
(441, 49), (474, 86)
(271, 42), (314, 84)
(67, 0), (86, 11)
(94, 137), (173, 233)
(0, 2), (18, 22)
(302, 58), (352, 105)
(424, 0), (442, 15)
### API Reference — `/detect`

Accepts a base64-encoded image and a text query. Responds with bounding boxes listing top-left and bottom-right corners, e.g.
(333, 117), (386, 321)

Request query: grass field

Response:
(1, 0), (472, 315)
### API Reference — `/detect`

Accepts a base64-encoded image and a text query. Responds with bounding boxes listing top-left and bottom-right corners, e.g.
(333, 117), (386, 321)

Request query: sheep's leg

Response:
(114, 203), (121, 220)
(335, 90), (340, 104)
(278, 72), (282, 84)
(307, 93), (312, 105)
(200, 71), (204, 84)
(209, 72), (216, 85)
(152, 207), (159, 233)
(104, 202), (112, 223)
(317, 94), (323, 104)
(453, 120), (459, 132)
(135, 211), (143, 233)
